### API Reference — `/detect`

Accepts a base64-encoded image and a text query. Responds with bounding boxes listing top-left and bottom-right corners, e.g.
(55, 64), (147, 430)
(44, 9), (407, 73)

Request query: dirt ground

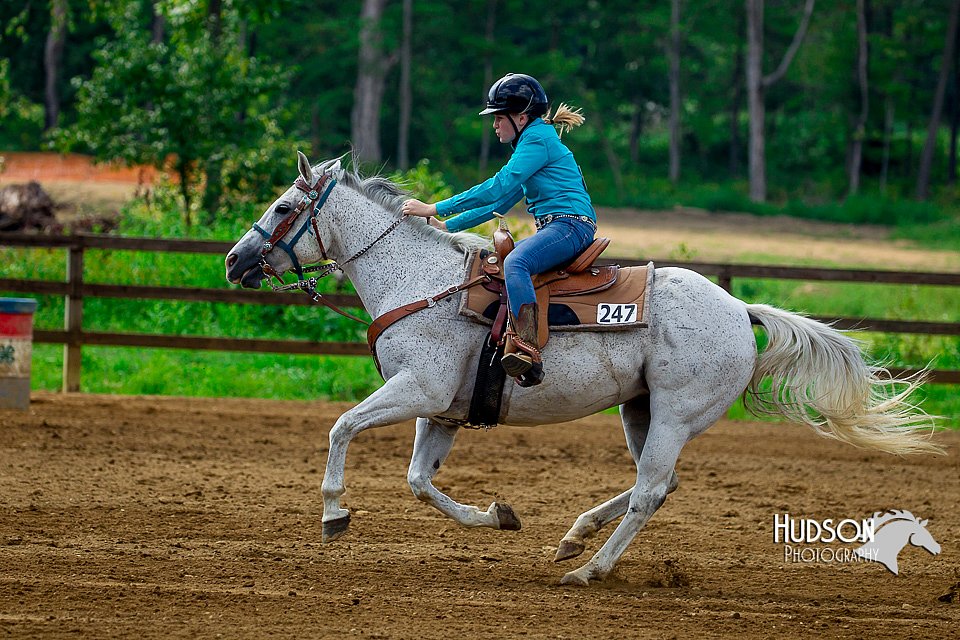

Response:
(0, 393), (957, 639)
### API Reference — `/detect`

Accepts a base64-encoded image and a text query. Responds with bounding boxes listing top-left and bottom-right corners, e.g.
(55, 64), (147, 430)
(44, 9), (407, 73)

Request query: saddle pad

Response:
(459, 252), (654, 331)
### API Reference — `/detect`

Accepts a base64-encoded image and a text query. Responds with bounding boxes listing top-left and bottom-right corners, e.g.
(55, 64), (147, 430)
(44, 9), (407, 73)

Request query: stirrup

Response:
(516, 362), (544, 387)
(501, 351), (534, 377)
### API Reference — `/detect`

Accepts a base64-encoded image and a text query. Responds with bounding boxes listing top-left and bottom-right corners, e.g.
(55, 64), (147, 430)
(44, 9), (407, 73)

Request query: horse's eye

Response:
(275, 204), (290, 214)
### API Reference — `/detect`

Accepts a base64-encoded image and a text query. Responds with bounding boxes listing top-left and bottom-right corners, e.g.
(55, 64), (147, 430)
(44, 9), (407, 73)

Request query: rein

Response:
(252, 172), (408, 326)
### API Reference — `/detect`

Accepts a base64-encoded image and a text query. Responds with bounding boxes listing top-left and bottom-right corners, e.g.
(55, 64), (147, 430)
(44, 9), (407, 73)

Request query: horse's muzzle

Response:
(239, 264), (265, 289)
(225, 252), (265, 288)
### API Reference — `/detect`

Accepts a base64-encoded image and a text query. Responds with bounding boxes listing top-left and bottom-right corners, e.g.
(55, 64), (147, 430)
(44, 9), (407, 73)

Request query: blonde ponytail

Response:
(543, 103), (585, 137)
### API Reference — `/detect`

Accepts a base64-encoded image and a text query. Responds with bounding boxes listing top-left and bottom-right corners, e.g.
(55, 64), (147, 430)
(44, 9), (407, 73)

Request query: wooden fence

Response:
(2, 232), (959, 391)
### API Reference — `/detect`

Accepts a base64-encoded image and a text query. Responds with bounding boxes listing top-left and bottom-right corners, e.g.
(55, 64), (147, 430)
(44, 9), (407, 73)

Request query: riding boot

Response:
(501, 303), (544, 386)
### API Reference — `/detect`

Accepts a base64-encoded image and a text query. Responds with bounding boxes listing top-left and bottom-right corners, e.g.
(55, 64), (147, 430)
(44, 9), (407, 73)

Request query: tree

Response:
(848, 0), (869, 196)
(43, 0), (68, 130)
(668, 0), (682, 184)
(478, 0), (497, 174)
(60, 1), (287, 225)
(917, 0), (960, 200)
(746, 0), (815, 202)
(200, 0), (226, 218)
(396, 0), (412, 170)
(352, 0), (398, 165)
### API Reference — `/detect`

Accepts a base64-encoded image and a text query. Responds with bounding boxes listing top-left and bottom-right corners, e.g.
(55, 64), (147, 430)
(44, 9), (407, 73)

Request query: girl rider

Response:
(402, 73), (595, 387)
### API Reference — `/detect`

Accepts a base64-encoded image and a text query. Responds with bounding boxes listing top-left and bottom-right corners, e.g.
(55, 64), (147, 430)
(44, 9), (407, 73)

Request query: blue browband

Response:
(253, 177), (337, 279)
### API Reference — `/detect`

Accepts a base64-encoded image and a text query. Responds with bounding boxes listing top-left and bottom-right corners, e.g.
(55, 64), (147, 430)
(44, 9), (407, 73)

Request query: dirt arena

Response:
(0, 393), (957, 639)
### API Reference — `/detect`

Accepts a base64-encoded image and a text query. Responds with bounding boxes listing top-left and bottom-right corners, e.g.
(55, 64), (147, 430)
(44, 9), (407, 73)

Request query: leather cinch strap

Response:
(367, 274), (491, 376)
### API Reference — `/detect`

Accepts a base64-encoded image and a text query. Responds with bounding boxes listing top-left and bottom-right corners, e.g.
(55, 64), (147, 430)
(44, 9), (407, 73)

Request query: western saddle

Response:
(477, 217), (616, 350)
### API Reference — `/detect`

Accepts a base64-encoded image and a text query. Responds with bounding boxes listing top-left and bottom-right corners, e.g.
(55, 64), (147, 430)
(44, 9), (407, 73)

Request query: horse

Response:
(854, 510), (941, 575)
(224, 151), (942, 586)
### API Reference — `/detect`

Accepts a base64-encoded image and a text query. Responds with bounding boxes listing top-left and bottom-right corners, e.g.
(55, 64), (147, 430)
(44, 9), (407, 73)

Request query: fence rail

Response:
(3, 232), (959, 390)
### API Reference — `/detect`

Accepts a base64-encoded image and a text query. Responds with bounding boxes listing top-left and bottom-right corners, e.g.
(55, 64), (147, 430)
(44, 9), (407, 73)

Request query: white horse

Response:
(225, 152), (941, 586)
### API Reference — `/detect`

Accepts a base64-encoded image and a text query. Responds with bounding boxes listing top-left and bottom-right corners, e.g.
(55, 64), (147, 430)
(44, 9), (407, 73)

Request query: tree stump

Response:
(0, 181), (57, 232)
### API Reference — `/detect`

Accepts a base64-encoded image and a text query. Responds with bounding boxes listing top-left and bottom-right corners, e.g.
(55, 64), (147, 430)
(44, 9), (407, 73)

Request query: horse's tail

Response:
(744, 303), (943, 456)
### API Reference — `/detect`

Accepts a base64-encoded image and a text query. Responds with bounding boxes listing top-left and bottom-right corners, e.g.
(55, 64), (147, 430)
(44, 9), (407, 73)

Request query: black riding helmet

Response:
(480, 73), (549, 143)
(480, 73), (549, 116)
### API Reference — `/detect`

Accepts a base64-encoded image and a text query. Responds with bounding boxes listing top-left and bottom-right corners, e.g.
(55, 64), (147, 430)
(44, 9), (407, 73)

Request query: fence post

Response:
(63, 240), (84, 392)
(718, 267), (732, 293)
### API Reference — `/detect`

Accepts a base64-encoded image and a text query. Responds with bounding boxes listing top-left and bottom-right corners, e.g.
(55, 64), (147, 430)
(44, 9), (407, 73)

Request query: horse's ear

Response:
(297, 150), (314, 184)
(920, 519), (928, 527)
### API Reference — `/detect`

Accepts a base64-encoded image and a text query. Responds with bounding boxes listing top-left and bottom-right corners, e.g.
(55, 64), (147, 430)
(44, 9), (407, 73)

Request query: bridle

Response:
(251, 172), (407, 325)
(251, 169), (493, 378)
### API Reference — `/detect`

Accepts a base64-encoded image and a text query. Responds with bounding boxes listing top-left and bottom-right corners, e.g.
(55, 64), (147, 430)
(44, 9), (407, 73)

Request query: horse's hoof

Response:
(554, 539), (586, 562)
(494, 502), (522, 531)
(322, 514), (351, 543)
(559, 569), (592, 586)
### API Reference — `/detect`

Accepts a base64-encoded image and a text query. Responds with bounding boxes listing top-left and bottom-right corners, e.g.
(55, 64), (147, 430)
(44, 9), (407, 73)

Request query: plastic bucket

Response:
(0, 298), (38, 410)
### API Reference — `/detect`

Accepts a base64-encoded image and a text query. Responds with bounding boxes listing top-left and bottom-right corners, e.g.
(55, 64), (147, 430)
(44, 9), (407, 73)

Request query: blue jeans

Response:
(503, 217), (596, 316)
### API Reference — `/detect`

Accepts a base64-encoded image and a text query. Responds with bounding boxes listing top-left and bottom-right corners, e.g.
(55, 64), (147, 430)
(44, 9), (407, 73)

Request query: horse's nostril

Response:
(226, 253), (238, 269)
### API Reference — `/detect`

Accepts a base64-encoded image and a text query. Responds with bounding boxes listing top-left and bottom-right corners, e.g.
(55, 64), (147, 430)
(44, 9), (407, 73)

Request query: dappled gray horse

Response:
(225, 152), (940, 586)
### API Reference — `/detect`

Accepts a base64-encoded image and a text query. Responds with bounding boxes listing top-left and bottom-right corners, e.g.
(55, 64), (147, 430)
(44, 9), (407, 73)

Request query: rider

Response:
(402, 73), (596, 387)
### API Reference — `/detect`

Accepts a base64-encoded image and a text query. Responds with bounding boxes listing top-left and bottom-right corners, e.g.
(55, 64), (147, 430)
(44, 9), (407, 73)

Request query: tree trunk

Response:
(746, 0), (766, 201)
(591, 107), (624, 201)
(151, 0), (165, 44)
(848, 0), (869, 197)
(880, 95), (893, 194)
(352, 0), (396, 165)
(479, 0), (497, 173)
(950, 79), (959, 185)
(746, 0), (815, 202)
(177, 161), (192, 228)
(668, 0), (682, 184)
(948, 16), (960, 185)
(729, 23), (744, 177)
(43, 0), (68, 131)
(629, 95), (644, 164)
(201, 0), (224, 219)
(397, 0), (412, 170)
(917, 0), (960, 200)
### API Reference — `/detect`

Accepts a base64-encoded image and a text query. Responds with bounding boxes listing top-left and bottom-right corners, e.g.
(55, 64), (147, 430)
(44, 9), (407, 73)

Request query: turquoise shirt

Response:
(435, 118), (595, 233)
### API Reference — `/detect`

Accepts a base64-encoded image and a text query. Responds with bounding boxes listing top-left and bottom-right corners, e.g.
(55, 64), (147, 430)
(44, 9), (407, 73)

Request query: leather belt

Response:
(534, 214), (596, 230)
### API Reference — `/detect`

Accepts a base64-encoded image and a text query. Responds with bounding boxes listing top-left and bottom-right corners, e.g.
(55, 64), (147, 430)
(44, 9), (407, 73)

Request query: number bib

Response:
(597, 303), (638, 325)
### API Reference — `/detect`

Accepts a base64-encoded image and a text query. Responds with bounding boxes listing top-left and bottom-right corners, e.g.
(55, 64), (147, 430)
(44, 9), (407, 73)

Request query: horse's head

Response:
(225, 150), (339, 288)
(908, 518), (941, 556)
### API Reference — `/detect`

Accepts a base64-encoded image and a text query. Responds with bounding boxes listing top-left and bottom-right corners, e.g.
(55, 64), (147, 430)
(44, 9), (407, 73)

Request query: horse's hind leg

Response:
(554, 396), (678, 562)
(407, 418), (521, 530)
(559, 415), (687, 586)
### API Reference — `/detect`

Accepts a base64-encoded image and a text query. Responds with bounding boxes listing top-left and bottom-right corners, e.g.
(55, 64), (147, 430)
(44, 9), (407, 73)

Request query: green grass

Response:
(30, 343), (381, 401)
(6, 183), (959, 426)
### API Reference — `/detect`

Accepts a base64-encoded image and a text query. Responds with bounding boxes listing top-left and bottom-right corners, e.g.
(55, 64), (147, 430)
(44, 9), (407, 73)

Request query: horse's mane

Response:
(314, 155), (490, 255)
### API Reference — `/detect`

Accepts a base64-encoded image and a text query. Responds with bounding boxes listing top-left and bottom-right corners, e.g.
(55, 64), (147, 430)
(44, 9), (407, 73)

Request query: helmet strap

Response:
(507, 114), (521, 142)
(507, 113), (538, 147)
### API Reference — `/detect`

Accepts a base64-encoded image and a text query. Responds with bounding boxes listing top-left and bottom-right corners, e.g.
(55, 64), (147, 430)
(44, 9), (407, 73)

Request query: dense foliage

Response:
(1, 0), (960, 224)
(1, 1), (958, 416)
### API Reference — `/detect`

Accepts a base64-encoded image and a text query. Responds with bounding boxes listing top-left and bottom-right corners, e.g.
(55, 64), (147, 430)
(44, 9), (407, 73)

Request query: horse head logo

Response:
(854, 510), (940, 575)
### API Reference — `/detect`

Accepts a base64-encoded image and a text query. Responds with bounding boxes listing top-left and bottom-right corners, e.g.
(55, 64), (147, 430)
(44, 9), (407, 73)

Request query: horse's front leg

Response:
(321, 371), (449, 542)
(407, 418), (521, 530)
